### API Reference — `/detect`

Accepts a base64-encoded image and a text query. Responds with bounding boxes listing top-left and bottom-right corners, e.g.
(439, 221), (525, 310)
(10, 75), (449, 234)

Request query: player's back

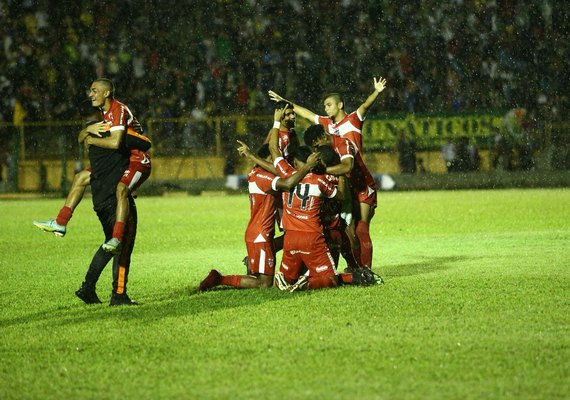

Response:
(281, 172), (337, 233)
(245, 166), (278, 242)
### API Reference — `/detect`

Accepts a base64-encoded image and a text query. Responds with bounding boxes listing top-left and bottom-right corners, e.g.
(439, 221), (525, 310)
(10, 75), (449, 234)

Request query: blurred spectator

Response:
(441, 138), (457, 172)
(417, 157), (427, 174)
(396, 130), (417, 174)
(467, 139), (481, 171)
(492, 130), (514, 171)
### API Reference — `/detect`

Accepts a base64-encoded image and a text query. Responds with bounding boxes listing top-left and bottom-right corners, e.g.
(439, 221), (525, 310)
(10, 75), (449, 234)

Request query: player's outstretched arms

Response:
(357, 76), (388, 118)
(268, 90), (317, 122)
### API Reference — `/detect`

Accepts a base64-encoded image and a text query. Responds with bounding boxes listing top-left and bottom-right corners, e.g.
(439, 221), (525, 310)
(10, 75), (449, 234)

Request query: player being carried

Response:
(33, 78), (151, 255)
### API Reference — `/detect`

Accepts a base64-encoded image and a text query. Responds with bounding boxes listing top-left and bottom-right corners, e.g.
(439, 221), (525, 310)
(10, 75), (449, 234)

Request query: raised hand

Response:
(306, 152), (321, 169)
(273, 103), (290, 122)
(236, 140), (251, 157)
(268, 90), (286, 103)
(373, 77), (387, 93)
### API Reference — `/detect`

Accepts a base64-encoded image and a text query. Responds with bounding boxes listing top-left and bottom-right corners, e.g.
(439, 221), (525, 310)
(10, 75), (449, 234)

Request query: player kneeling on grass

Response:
(272, 145), (381, 291)
(198, 143), (320, 291)
(33, 119), (151, 255)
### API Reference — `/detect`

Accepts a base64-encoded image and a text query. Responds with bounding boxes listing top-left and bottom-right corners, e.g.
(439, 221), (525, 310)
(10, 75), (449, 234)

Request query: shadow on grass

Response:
(1, 256), (476, 328)
(0, 285), (320, 328)
(383, 255), (474, 278)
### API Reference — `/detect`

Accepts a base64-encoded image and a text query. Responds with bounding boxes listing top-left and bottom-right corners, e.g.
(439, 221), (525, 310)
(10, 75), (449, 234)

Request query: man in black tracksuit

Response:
(75, 78), (139, 306)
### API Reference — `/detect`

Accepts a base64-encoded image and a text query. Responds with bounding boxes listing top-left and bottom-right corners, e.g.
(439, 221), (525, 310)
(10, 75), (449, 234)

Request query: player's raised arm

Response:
(237, 140), (279, 175)
(268, 90), (317, 122)
(357, 76), (387, 118)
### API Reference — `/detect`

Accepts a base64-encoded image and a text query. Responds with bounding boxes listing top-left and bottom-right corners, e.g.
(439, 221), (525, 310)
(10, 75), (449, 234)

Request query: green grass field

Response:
(1, 189), (569, 399)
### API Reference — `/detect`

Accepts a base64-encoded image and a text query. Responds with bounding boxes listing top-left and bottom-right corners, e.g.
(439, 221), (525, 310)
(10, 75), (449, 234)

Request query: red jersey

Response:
(278, 128), (298, 163)
(281, 173), (337, 233)
(245, 166), (279, 243)
(102, 98), (142, 135)
(102, 99), (150, 166)
(330, 135), (376, 193)
(273, 156), (296, 180)
(316, 110), (364, 152)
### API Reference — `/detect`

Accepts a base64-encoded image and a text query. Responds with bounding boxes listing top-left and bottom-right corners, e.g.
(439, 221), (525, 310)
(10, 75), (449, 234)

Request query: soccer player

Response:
(268, 76), (387, 152)
(271, 144), (380, 291)
(33, 80), (151, 255)
(271, 145), (343, 291)
(263, 100), (300, 164)
(46, 78), (142, 305)
(303, 124), (378, 269)
(198, 143), (320, 291)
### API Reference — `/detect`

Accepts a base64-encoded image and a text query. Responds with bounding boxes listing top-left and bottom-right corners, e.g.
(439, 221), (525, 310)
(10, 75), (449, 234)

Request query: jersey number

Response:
(287, 184), (310, 210)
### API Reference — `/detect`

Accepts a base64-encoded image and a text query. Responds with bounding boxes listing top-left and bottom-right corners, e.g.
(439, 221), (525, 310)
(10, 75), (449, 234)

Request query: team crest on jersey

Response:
(123, 169), (130, 176)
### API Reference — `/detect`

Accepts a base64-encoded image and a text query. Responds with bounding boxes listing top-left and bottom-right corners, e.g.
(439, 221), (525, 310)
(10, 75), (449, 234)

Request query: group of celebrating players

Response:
(199, 76), (388, 292)
(33, 76), (387, 304)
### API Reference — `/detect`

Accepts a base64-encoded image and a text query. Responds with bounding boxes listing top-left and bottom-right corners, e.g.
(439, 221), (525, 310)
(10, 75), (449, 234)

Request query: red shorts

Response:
(121, 159), (151, 192)
(245, 240), (276, 276)
(279, 231), (337, 282)
(354, 184), (377, 208)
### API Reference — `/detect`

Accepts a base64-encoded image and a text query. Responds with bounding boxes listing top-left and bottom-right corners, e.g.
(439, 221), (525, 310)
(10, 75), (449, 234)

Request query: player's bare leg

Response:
(33, 169), (91, 237)
(345, 219), (361, 266)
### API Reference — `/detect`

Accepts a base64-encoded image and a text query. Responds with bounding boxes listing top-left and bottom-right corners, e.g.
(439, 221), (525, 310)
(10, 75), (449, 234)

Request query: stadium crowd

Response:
(1, 0), (568, 128)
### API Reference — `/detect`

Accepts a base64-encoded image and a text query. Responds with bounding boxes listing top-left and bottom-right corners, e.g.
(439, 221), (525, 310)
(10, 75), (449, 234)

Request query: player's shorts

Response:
(120, 159), (151, 192)
(353, 185), (377, 208)
(279, 230), (337, 282)
(245, 240), (276, 276)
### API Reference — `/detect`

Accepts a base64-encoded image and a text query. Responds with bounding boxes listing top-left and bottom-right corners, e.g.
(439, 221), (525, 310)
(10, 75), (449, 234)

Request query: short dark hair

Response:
(256, 143), (271, 158)
(323, 93), (344, 109)
(292, 145), (313, 163)
(93, 78), (115, 98)
(303, 124), (327, 147)
(316, 145), (340, 167)
(276, 100), (293, 110)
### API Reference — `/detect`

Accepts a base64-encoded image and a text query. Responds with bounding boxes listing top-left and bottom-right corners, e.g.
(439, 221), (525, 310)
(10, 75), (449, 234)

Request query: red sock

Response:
(307, 275), (338, 289)
(56, 206), (73, 226)
(221, 275), (241, 288)
(355, 221), (373, 268)
(112, 221), (126, 242)
(338, 273), (353, 284)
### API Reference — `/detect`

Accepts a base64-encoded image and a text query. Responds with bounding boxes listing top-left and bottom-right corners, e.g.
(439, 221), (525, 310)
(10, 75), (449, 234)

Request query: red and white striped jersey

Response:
(278, 128), (297, 163)
(330, 135), (376, 193)
(316, 110), (364, 152)
(281, 173), (337, 233)
(102, 98), (143, 135)
(245, 166), (279, 243)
